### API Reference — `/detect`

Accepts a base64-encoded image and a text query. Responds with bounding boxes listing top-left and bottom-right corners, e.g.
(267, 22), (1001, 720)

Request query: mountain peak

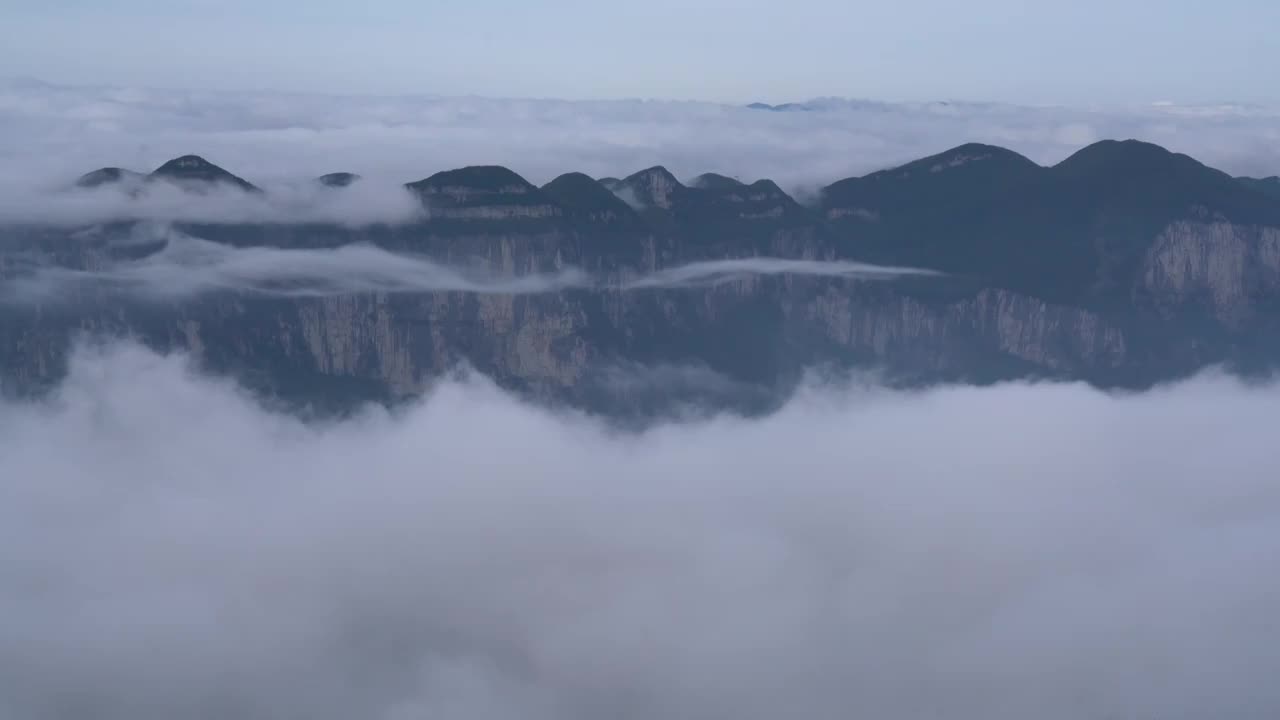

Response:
(155, 154), (218, 172)
(746, 178), (786, 194)
(886, 143), (1040, 178)
(625, 166), (679, 183)
(317, 172), (361, 188)
(691, 173), (746, 190)
(1053, 139), (1215, 178)
(409, 166), (534, 193)
(150, 155), (259, 192)
(1050, 139), (1250, 208)
(621, 166), (685, 210)
(405, 166), (549, 214)
(822, 143), (1042, 214)
(75, 167), (145, 189)
(745, 102), (810, 112)
(541, 172), (638, 221)
(1062, 138), (1167, 157)
(542, 172), (609, 199)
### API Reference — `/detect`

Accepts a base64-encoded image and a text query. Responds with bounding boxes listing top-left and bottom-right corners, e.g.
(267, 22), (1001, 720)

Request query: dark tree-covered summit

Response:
(75, 167), (146, 189)
(150, 155), (260, 192)
(317, 172), (361, 187)
(76, 154), (260, 193)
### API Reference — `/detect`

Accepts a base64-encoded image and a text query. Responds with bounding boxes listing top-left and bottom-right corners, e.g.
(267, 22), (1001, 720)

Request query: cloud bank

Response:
(2, 79), (1278, 224)
(1, 342), (1278, 719)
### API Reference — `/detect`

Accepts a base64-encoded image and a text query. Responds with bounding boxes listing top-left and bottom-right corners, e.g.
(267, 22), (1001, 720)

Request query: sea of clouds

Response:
(4, 78), (1280, 720)
(1, 77), (1279, 227)
(1, 342), (1278, 719)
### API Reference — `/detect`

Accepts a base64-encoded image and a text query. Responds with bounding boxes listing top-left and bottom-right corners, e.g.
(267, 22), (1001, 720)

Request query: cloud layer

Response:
(2, 79), (1278, 215)
(1, 342), (1278, 719)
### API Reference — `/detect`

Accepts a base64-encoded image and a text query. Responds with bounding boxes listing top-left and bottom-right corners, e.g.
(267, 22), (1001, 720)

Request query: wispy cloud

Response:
(622, 258), (940, 289)
(5, 228), (937, 302)
(6, 232), (590, 300)
(1, 342), (1277, 719)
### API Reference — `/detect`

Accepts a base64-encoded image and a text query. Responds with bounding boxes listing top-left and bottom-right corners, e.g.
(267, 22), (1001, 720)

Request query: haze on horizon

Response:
(2, 0), (1277, 105)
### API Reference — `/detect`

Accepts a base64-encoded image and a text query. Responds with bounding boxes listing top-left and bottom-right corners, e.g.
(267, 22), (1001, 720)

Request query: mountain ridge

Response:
(10, 138), (1280, 416)
(56, 140), (1280, 290)
(71, 139), (1280, 215)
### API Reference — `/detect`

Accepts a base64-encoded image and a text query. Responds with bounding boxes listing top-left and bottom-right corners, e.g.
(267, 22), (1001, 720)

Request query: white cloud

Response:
(5, 230), (589, 300)
(2, 79), (1278, 215)
(1, 341), (1278, 719)
(621, 257), (939, 289)
(4, 228), (934, 302)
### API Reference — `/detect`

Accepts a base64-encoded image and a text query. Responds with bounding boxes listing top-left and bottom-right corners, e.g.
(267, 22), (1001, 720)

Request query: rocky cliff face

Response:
(4, 141), (1280, 415)
(1140, 221), (1280, 327)
(1, 277), (1137, 412)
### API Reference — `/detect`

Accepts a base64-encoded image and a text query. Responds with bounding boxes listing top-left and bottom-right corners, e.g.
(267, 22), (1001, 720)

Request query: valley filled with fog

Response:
(2, 342), (1278, 719)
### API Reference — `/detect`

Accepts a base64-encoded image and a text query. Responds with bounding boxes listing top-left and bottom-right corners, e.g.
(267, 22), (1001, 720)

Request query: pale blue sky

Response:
(2, 0), (1276, 103)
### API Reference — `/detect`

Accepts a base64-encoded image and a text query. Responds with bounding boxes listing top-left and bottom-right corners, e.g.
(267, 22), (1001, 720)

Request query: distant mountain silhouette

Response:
(317, 172), (361, 188)
(76, 155), (259, 193)
(150, 155), (259, 192)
